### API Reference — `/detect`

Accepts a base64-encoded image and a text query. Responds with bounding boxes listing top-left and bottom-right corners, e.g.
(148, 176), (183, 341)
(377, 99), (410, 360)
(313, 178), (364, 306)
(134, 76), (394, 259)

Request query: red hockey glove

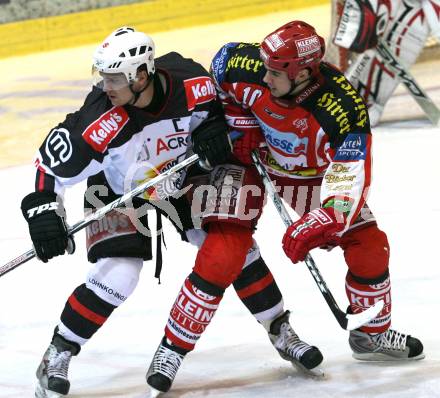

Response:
(233, 130), (265, 165)
(282, 207), (344, 264)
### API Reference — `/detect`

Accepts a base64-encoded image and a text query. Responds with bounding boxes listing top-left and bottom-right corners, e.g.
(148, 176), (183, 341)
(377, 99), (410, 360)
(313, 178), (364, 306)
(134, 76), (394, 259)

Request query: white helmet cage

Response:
(92, 27), (155, 85)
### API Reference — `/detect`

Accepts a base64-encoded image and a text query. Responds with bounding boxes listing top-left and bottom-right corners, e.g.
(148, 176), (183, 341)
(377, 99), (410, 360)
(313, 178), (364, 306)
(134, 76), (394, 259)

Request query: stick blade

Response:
(345, 300), (384, 331)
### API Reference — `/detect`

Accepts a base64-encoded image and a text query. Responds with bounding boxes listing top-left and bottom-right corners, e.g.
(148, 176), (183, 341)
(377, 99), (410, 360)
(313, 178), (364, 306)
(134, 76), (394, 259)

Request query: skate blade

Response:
(35, 382), (62, 398)
(352, 351), (426, 362)
(146, 387), (163, 398)
(290, 360), (325, 379)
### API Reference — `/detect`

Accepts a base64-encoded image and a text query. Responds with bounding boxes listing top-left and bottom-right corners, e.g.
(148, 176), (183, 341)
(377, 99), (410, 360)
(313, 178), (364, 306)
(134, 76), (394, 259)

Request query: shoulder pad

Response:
(308, 66), (370, 144)
(156, 52), (208, 77)
(211, 42), (266, 86)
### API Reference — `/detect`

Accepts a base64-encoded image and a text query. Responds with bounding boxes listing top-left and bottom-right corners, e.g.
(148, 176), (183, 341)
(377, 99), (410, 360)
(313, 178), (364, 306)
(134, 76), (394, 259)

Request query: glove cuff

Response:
(312, 207), (345, 239)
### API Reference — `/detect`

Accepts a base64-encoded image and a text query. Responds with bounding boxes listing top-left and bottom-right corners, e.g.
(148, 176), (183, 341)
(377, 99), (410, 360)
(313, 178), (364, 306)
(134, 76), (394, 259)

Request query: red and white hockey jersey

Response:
(210, 43), (372, 228)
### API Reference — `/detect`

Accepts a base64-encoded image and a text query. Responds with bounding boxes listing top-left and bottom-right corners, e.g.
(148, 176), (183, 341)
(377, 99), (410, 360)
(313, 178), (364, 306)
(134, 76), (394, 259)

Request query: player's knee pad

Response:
(243, 239), (262, 268)
(86, 257), (143, 306)
(340, 223), (390, 279)
(193, 223), (253, 289)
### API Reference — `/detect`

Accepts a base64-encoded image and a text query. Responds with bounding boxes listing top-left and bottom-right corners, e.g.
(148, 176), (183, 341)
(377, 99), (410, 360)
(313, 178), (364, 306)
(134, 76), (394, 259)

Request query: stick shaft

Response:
(0, 154), (199, 277)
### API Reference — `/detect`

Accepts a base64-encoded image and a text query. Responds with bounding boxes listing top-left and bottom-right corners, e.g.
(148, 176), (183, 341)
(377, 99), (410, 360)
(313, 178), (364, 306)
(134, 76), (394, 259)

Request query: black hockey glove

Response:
(21, 191), (74, 263)
(191, 115), (232, 168)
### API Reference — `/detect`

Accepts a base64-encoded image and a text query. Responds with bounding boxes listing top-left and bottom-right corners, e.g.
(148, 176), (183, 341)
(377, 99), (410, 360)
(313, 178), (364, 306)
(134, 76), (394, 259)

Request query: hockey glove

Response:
(191, 115), (232, 168)
(21, 191), (74, 263)
(282, 207), (344, 264)
(233, 130), (265, 165)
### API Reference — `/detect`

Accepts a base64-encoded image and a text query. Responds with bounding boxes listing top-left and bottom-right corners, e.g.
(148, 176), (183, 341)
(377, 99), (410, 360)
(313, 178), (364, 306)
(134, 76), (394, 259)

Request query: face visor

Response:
(92, 66), (132, 91)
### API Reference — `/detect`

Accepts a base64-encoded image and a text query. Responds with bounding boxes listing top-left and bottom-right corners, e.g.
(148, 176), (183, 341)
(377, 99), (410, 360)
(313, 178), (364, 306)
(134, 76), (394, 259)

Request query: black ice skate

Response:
(146, 337), (187, 397)
(35, 332), (80, 398)
(349, 328), (425, 361)
(269, 310), (324, 377)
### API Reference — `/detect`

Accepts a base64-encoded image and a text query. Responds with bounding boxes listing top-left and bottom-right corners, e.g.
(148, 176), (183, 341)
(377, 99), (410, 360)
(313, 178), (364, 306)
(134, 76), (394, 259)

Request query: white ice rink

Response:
(0, 121), (439, 397)
(1, 3), (440, 396)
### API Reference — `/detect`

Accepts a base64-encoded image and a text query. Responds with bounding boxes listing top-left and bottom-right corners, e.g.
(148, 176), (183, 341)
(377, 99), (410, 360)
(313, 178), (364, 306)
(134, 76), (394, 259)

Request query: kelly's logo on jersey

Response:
(82, 107), (129, 153)
(184, 76), (216, 111)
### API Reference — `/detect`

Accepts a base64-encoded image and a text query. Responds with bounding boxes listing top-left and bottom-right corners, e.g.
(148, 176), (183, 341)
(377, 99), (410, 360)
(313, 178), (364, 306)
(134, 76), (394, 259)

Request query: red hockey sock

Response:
(345, 272), (391, 333)
(164, 277), (222, 351)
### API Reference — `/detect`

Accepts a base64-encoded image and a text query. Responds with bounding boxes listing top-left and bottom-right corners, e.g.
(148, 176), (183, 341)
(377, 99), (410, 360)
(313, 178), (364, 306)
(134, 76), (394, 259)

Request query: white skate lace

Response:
(152, 344), (184, 381)
(373, 329), (408, 351)
(47, 346), (72, 380)
(276, 323), (311, 360)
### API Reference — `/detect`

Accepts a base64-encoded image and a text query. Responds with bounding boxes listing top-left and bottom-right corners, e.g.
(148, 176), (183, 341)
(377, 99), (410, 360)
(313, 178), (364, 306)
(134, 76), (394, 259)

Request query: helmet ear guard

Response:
(260, 20), (325, 80)
(92, 26), (155, 87)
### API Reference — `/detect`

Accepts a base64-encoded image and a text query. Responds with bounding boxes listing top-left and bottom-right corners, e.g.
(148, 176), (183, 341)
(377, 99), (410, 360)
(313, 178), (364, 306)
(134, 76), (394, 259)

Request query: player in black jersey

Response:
(21, 27), (322, 397)
(20, 26), (232, 397)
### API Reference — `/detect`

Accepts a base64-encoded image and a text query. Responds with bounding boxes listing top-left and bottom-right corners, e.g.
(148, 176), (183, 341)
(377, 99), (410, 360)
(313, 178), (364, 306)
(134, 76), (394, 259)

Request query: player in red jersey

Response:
(146, 20), (424, 396)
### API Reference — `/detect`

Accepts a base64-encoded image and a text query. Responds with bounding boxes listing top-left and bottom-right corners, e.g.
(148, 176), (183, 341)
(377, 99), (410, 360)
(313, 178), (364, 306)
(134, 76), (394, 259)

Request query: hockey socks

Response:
(233, 256), (284, 324)
(164, 272), (224, 351)
(345, 270), (391, 334)
(58, 283), (117, 345)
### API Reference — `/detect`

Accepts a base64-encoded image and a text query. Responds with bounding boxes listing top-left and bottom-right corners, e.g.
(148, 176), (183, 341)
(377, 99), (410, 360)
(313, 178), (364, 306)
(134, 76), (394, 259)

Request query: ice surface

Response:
(0, 121), (439, 397)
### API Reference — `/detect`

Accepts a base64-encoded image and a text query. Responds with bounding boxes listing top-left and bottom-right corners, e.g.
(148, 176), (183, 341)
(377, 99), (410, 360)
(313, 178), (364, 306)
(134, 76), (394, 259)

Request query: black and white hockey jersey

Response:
(33, 52), (221, 200)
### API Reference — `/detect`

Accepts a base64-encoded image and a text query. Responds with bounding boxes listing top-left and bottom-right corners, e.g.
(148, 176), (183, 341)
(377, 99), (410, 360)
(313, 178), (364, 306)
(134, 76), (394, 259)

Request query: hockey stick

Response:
(251, 150), (384, 331)
(375, 39), (440, 126)
(0, 154), (199, 278)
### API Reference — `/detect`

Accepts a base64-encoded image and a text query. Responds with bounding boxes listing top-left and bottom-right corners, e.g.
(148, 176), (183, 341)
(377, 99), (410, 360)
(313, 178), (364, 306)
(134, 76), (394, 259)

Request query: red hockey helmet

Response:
(260, 21), (325, 80)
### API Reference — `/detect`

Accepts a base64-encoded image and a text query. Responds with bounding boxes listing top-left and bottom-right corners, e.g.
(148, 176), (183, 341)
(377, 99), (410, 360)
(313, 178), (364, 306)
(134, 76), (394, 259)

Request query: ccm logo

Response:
(82, 107), (129, 153)
(184, 76), (216, 111)
(27, 202), (59, 218)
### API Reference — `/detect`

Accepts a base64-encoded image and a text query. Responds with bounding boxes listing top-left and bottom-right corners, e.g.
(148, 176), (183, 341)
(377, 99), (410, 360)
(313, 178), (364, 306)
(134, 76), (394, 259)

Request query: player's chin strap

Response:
(286, 77), (312, 98)
(130, 74), (154, 105)
(276, 73), (316, 103)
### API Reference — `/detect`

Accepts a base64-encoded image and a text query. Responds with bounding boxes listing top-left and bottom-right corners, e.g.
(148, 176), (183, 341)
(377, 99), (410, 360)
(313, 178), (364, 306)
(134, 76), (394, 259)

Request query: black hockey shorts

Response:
(83, 171), (195, 263)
